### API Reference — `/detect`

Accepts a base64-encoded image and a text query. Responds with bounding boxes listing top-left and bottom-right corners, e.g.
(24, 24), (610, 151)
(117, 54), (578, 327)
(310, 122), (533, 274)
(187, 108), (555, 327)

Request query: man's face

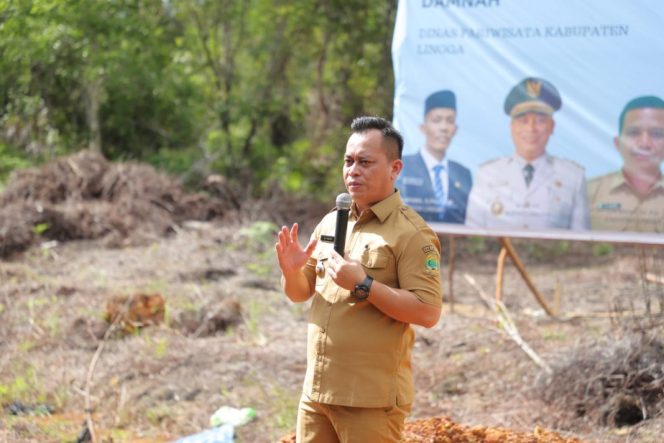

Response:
(420, 108), (457, 158)
(510, 112), (555, 162)
(343, 129), (402, 212)
(615, 108), (664, 175)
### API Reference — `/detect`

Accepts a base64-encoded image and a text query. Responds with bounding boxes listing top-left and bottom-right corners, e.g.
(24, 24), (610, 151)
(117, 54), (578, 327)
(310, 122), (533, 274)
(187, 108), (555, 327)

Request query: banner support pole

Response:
(497, 237), (557, 317)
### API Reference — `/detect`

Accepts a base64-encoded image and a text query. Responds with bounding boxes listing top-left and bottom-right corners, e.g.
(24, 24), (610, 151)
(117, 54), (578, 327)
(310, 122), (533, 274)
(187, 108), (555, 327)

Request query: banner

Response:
(392, 0), (664, 244)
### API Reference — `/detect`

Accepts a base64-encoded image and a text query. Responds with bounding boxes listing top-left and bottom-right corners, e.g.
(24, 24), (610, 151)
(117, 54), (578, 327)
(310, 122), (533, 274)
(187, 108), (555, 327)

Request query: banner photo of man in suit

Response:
(398, 90), (472, 224)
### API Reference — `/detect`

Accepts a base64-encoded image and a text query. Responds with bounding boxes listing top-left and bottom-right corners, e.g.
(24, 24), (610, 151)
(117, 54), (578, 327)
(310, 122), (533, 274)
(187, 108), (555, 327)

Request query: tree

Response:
(0, 0), (399, 200)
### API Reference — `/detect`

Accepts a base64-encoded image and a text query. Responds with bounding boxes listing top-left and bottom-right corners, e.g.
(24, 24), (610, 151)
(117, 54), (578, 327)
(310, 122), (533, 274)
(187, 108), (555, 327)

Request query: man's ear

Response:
(391, 159), (403, 180)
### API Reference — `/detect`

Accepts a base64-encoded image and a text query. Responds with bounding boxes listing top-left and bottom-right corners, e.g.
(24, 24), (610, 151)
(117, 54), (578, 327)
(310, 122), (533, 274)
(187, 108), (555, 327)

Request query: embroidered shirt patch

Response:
(425, 253), (440, 272)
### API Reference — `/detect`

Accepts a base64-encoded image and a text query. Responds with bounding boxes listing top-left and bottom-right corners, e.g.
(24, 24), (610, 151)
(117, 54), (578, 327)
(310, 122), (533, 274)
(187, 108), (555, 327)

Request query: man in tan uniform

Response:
(588, 96), (664, 233)
(275, 116), (442, 442)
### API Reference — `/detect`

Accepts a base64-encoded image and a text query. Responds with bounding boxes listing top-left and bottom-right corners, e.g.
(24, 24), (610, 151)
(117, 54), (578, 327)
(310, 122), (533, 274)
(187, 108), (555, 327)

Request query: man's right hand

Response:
(275, 223), (317, 277)
(275, 223), (318, 302)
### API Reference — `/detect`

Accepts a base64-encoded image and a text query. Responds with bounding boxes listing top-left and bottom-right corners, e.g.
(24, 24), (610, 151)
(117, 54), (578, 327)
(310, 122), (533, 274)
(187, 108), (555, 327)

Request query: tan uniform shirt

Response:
(588, 171), (664, 233)
(301, 191), (442, 408)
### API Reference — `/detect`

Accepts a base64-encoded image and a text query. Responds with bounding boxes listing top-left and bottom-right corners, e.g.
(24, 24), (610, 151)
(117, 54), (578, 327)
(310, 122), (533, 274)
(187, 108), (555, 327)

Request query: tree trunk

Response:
(84, 77), (102, 153)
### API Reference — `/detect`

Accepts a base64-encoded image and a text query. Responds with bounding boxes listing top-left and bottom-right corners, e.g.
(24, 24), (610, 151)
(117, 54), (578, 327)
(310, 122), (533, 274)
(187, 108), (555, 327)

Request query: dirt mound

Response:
(538, 332), (664, 429)
(277, 416), (581, 442)
(0, 150), (232, 257)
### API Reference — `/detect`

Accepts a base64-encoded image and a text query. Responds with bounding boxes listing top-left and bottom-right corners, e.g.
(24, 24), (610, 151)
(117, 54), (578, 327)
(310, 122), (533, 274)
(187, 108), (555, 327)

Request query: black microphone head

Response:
(336, 193), (352, 210)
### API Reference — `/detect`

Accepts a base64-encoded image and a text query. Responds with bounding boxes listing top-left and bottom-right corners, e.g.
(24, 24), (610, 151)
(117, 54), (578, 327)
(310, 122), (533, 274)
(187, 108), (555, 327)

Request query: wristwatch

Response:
(351, 275), (374, 301)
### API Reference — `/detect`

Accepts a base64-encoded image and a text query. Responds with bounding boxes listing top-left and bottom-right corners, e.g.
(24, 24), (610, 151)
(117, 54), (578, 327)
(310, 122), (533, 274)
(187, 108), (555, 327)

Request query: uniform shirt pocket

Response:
(361, 250), (389, 268)
(547, 185), (574, 228)
(359, 248), (395, 287)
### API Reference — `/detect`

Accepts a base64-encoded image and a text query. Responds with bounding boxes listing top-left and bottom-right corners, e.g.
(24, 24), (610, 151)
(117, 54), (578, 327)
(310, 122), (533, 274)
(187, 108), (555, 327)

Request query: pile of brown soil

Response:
(401, 416), (582, 442)
(0, 150), (232, 257)
(278, 416), (581, 442)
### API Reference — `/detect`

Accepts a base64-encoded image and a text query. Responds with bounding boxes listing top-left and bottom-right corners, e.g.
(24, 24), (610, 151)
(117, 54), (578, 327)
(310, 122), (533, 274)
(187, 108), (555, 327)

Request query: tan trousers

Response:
(296, 393), (410, 443)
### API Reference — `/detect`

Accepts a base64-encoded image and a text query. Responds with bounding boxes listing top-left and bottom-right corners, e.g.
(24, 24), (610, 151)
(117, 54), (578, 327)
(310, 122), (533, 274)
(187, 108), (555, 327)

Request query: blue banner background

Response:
(392, 0), (664, 243)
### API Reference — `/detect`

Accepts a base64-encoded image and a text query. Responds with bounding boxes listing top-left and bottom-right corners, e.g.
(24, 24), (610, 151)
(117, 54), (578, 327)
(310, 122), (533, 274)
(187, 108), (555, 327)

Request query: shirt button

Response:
(321, 328), (326, 334)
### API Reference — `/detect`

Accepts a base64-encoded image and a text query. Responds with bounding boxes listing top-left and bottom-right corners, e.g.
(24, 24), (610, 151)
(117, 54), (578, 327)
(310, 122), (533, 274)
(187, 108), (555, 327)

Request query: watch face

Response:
(352, 285), (370, 301)
(352, 276), (373, 301)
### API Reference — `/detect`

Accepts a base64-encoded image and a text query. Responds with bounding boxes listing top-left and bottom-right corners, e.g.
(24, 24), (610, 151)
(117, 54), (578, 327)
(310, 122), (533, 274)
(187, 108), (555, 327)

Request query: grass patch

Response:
(542, 329), (567, 341)
(244, 299), (268, 345)
(592, 242), (614, 257)
(0, 365), (44, 407)
(267, 384), (299, 434)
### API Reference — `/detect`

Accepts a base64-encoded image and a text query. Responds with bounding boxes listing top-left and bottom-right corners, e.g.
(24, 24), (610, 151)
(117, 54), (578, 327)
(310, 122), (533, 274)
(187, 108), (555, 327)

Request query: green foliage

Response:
(244, 299), (267, 344)
(151, 337), (169, 359)
(239, 221), (279, 249)
(32, 223), (50, 236)
(524, 240), (571, 259)
(0, 144), (31, 182)
(267, 139), (342, 197)
(145, 404), (173, 425)
(0, 365), (42, 406)
(542, 329), (567, 341)
(240, 220), (280, 276)
(0, 0), (397, 198)
(592, 242), (614, 257)
(465, 236), (488, 255)
(145, 147), (198, 177)
(268, 384), (300, 432)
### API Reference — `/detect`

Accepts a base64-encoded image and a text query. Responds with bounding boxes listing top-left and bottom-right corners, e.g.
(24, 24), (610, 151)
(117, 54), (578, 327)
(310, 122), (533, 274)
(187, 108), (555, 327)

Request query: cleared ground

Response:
(1, 153), (663, 442)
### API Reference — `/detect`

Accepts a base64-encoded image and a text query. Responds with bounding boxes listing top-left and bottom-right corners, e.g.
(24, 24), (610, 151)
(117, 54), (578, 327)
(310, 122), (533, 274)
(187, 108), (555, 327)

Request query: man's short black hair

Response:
(350, 116), (404, 160)
(618, 95), (664, 134)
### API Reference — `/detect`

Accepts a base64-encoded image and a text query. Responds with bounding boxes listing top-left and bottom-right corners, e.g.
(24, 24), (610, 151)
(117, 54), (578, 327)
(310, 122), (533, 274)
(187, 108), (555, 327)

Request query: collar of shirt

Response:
(605, 170), (631, 194)
(350, 190), (403, 223)
(609, 170), (664, 195)
(420, 148), (449, 174)
(513, 153), (548, 170)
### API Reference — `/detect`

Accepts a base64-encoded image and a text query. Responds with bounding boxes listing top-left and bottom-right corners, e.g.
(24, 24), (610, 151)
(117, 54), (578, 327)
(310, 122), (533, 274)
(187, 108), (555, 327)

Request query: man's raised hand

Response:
(275, 223), (317, 276)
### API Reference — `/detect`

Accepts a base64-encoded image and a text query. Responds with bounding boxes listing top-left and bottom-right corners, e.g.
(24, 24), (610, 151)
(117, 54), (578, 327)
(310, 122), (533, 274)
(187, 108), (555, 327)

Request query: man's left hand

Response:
(327, 249), (365, 290)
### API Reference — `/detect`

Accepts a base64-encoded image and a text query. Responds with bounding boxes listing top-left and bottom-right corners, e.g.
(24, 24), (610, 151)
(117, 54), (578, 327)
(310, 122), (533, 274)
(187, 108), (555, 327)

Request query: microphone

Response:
(334, 193), (352, 255)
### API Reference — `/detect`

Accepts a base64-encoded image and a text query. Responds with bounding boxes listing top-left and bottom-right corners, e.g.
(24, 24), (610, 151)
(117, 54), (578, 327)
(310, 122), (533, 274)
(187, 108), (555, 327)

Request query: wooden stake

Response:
(495, 245), (508, 302)
(500, 238), (557, 317)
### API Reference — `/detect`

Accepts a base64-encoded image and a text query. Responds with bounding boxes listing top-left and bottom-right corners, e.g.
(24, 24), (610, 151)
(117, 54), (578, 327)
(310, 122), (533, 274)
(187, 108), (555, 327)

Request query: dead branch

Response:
(83, 297), (132, 442)
(463, 273), (552, 374)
